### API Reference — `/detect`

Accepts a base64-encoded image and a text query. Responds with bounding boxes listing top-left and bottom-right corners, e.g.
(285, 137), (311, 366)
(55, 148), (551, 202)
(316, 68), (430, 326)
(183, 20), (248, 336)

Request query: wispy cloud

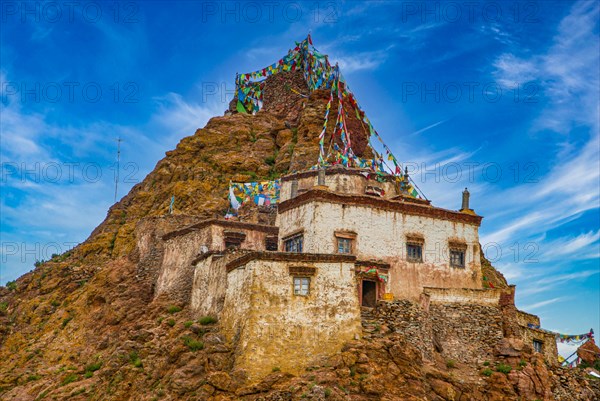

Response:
(493, 53), (538, 88)
(1, 68), (221, 284)
(332, 46), (393, 74)
(519, 270), (600, 297)
(493, 1), (600, 135)
(408, 119), (449, 136)
(523, 296), (569, 311)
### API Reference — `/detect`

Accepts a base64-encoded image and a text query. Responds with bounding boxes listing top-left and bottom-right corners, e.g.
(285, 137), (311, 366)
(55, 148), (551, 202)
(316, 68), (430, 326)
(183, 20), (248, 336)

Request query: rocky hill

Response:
(1, 71), (599, 401)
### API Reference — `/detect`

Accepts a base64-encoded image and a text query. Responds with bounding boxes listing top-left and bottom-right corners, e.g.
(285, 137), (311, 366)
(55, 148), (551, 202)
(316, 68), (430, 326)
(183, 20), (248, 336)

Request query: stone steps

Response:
(361, 306), (383, 338)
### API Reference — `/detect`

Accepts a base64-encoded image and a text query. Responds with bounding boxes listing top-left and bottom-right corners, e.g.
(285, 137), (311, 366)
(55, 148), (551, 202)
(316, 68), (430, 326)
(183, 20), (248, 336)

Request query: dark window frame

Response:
(265, 236), (278, 251)
(406, 243), (423, 262)
(284, 233), (303, 253)
(533, 339), (543, 353)
(449, 249), (465, 268)
(224, 231), (246, 249)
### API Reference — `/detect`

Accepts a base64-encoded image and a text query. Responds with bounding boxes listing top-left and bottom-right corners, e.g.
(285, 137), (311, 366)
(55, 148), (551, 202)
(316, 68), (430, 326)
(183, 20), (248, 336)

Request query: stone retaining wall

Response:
(374, 299), (433, 360)
(375, 296), (504, 364)
(429, 302), (504, 364)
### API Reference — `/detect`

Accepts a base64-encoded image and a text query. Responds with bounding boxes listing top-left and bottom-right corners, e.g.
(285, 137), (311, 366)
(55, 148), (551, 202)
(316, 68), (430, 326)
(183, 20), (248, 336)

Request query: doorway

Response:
(361, 280), (377, 307)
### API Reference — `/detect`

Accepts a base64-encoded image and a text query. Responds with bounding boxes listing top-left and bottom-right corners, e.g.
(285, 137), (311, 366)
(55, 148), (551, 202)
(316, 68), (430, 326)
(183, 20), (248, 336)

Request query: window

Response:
(450, 249), (465, 268)
(335, 231), (356, 254)
(265, 236), (278, 251)
(533, 340), (543, 353)
(293, 277), (310, 296)
(284, 234), (303, 253)
(407, 243), (423, 262)
(337, 237), (353, 254)
(224, 231), (246, 249)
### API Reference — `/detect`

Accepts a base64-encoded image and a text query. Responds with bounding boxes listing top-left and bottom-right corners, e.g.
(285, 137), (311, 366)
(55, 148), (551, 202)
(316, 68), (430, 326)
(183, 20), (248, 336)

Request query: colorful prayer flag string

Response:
(233, 35), (423, 197)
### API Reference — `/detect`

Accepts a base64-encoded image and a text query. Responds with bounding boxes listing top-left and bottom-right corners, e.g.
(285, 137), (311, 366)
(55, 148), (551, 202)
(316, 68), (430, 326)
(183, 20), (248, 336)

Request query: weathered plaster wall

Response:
(190, 253), (238, 317)
(156, 229), (212, 302)
(280, 169), (399, 201)
(278, 201), (481, 299)
(155, 222), (273, 301)
(220, 258), (361, 382)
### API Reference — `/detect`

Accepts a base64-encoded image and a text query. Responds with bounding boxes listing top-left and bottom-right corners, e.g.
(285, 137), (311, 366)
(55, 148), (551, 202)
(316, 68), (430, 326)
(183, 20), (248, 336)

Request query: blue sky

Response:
(1, 1), (598, 353)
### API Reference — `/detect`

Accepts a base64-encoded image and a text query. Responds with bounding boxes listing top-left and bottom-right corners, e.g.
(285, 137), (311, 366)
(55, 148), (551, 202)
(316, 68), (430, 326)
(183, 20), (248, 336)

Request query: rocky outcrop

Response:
(577, 338), (600, 366)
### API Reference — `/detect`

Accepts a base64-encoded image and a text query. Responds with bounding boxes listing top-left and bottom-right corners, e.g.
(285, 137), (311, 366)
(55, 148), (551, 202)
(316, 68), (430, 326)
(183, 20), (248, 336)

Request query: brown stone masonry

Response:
(162, 219), (279, 241)
(282, 167), (398, 183)
(279, 189), (483, 226)
(375, 298), (504, 364)
(288, 266), (317, 276)
(225, 251), (356, 273)
(355, 260), (391, 270)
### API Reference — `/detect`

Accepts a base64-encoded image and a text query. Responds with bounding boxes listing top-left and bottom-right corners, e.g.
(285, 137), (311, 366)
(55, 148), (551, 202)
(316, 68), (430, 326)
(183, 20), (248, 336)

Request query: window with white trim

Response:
(293, 277), (310, 296)
(533, 340), (543, 353)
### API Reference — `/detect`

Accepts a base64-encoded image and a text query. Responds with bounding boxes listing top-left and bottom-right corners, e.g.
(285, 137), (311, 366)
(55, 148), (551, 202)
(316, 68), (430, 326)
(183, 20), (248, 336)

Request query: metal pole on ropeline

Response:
(114, 137), (123, 203)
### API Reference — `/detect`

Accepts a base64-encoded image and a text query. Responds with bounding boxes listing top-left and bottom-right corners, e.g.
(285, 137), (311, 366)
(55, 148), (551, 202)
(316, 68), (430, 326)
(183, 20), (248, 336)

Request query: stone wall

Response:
(519, 325), (559, 365)
(375, 292), (505, 365)
(219, 254), (361, 382)
(428, 301), (504, 364)
(516, 309), (541, 327)
(374, 299), (434, 360)
(277, 197), (482, 300)
(374, 288), (560, 367)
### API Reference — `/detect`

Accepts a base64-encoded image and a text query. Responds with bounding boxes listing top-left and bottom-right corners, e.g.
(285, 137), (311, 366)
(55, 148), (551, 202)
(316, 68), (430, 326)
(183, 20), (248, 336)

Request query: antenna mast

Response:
(114, 137), (123, 203)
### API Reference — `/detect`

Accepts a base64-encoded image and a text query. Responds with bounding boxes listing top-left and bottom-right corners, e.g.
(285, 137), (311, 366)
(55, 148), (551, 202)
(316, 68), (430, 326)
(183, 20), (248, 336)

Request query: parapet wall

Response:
(424, 287), (504, 305)
(516, 309), (541, 328)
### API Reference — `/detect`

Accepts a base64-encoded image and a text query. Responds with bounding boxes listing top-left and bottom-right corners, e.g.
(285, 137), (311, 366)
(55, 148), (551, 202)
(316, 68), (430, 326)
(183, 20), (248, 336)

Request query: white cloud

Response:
(522, 296), (569, 311)
(519, 270), (600, 297)
(493, 1), (600, 135)
(1, 69), (221, 284)
(493, 53), (539, 88)
(333, 48), (391, 74)
(482, 0), (599, 250)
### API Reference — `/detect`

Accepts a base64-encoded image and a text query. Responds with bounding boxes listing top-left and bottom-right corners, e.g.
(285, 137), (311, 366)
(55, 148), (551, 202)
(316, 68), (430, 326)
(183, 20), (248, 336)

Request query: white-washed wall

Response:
(280, 171), (399, 202)
(278, 201), (481, 299)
